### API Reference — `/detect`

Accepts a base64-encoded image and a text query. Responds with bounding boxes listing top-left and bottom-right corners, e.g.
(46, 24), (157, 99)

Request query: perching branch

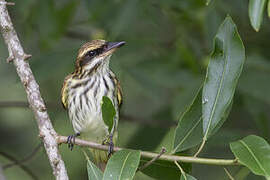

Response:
(57, 136), (240, 166)
(0, 1), (68, 179)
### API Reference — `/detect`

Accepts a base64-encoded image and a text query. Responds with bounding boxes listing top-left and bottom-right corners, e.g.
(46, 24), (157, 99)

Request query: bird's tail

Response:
(84, 132), (118, 172)
(90, 148), (108, 172)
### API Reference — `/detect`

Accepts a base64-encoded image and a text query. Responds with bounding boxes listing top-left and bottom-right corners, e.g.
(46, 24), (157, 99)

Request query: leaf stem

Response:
(57, 136), (240, 166)
(174, 161), (186, 180)
(194, 137), (206, 157)
(138, 147), (166, 171)
(224, 168), (235, 180)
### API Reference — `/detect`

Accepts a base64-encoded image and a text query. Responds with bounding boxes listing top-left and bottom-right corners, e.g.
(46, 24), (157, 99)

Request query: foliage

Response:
(173, 88), (203, 153)
(249, 0), (267, 31)
(201, 16), (245, 139)
(87, 155), (103, 180)
(103, 150), (140, 180)
(180, 173), (198, 180)
(102, 96), (116, 133)
(230, 135), (270, 179)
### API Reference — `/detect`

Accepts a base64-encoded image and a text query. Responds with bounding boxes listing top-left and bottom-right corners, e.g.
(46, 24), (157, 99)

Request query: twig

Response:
(224, 167), (235, 180)
(0, 1), (68, 179)
(57, 136), (240, 166)
(3, 143), (42, 169)
(138, 147), (166, 171)
(194, 137), (206, 157)
(0, 151), (38, 180)
(174, 161), (186, 179)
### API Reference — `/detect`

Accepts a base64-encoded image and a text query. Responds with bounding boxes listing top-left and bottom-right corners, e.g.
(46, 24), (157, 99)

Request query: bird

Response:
(61, 39), (125, 170)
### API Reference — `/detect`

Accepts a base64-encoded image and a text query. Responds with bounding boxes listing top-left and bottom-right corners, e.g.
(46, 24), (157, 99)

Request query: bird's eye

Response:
(87, 50), (96, 57)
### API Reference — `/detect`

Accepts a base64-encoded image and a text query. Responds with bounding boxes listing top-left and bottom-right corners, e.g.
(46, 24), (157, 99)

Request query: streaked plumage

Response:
(61, 39), (124, 169)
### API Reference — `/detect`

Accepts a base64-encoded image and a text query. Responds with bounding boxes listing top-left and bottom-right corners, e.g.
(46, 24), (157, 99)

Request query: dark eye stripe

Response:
(87, 46), (105, 57)
(80, 46), (105, 66)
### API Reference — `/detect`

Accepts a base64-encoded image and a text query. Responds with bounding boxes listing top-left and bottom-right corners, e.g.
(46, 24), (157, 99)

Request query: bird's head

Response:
(75, 39), (125, 73)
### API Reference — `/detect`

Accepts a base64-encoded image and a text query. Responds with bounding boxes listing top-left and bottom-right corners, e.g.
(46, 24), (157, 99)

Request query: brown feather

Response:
(76, 40), (106, 69)
(61, 74), (73, 109)
(112, 76), (123, 107)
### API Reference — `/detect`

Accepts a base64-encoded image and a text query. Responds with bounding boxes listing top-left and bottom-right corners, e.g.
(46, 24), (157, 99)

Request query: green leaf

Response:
(102, 96), (116, 132)
(230, 135), (270, 179)
(206, 0), (211, 6)
(180, 173), (198, 180)
(202, 16), (245, 138)
(234, 167), (251, 180)
(172, 72), (202, 120)
(140, 159), (185, 180)
(248, 0), (267, 31)
(87, 158), (103, 180)
(173, 85), (232, 153)
(103, 150), (140, 180)
(155, 127), (175, 153)
(209, 100), (233, 136)
(173, 87), (203, 152)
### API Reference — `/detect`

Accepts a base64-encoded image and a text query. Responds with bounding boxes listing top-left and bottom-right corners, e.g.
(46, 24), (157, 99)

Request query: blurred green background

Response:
(0, 0), (269, 179)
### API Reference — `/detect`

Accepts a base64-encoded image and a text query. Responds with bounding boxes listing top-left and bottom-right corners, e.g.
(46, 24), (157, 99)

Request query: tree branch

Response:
(57, 136), (240, 166)
(0, 1), (68, 179)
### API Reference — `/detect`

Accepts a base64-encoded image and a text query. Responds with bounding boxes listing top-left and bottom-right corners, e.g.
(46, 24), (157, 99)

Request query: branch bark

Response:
(58, 136), (240, 166)
(0, 1), (68, 179)
(0, 165), (6, 180)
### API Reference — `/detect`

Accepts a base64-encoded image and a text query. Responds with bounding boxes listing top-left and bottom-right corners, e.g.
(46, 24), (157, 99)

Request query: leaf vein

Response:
(239, 140), (269, 176)
(118, 152), (132, 180)
(174, 117), (202, 151)
(89, 160), (99, 179)
(205, 48), (227, 137)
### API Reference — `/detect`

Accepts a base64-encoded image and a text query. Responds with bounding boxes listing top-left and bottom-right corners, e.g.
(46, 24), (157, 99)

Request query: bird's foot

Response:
(108, 134), (114, 158)
(102, 134), (114, 158)
(67, 133), (80, 151)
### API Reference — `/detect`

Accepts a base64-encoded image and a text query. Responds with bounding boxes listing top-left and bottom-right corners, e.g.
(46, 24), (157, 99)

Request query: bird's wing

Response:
(114, 77), (123, 107)
(61, 74), (72, 110)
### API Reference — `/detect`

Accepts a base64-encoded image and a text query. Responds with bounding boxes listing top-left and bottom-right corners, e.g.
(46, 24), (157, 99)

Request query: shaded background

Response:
(0, 0), (269, 179)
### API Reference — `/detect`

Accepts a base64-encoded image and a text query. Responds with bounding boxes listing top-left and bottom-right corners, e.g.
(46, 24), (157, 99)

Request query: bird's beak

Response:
(104, 41), (126, 53)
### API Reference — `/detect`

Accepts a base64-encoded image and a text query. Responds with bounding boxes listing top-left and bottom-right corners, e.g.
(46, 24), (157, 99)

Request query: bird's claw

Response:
(108, 134), (114, 158)
(67, 133), (80, 151)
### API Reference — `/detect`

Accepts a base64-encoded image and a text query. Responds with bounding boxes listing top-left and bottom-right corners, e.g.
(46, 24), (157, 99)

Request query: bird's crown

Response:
(77, 39), (106, 60)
